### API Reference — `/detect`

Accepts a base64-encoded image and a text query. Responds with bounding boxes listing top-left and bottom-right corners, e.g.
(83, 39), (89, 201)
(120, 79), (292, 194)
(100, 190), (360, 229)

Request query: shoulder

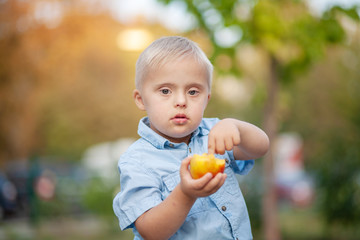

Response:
(118, 138), (152, 167)
(121, 137), (152, 158)
(117, 138), (162, 185)
(118, 137), (168, 177)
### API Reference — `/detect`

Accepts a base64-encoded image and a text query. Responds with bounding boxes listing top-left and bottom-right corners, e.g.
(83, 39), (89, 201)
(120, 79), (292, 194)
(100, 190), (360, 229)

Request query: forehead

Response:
(144, 57), (210, 87)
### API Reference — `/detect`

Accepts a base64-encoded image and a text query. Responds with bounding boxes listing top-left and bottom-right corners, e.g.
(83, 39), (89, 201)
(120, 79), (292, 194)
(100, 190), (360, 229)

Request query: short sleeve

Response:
(201, 118), (255, 176)
(227, 150), (254, 175)
(113, 158), (162, 230)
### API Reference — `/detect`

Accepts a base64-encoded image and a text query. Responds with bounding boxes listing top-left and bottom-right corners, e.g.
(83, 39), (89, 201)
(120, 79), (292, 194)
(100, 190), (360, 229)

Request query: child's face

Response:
(134, 57), (211, 143)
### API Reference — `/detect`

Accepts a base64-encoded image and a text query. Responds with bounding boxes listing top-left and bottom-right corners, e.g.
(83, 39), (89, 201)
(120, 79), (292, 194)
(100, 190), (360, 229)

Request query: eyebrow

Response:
(153, 82), (206, 90)
(188, 83), (207, 90)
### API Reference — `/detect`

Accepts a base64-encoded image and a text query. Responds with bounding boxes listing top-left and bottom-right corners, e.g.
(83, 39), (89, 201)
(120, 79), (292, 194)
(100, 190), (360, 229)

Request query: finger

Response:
(232, 133), (241, 146)
(215, 173), (227, 189)
(224, 137), (234, 151)
(204, 173), (227, 194)
(215, 139), (225, 155)
(208, 148), (215, 155)
(192, 172), (213, 190)
(180, 156), (192, 176)
(208, 135), (215, 155)
(181, 156), (191, 168)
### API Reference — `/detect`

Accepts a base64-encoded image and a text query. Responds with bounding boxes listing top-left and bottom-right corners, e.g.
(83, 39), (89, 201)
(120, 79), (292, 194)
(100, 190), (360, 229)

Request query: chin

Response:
(170, 131), (193, 139)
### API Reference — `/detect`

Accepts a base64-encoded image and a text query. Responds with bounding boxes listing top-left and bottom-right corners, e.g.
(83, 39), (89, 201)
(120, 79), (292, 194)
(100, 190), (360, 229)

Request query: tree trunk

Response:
(262, 56), (281, 240)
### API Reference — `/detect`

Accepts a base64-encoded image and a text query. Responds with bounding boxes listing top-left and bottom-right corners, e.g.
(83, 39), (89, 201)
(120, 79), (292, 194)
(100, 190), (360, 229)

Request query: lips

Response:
(171, 114), (188, 124)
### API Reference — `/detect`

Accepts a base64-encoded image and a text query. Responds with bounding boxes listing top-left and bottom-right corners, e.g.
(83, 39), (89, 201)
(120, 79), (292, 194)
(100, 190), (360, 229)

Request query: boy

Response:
(113, 36), (269, 240)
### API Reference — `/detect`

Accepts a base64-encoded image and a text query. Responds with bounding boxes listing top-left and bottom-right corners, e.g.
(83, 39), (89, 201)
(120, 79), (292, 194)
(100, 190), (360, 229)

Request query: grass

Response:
(278, 206), (324, 240)
(2, 207), (359, 240)
(277, 204), (359, 240)
(0, 215), (134, 240)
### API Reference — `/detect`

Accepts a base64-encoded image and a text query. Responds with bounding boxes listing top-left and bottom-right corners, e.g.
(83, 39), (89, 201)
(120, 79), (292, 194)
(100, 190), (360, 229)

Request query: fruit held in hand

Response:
(190, 153), (226, 179)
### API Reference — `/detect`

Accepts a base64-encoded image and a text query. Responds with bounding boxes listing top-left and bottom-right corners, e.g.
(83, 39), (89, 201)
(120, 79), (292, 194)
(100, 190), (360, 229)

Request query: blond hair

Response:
(135, 36), (213, 90)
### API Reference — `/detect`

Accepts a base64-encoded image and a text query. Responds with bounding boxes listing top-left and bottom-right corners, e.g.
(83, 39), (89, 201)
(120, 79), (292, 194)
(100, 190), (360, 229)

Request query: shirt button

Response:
(225, 158), (229, 164)
(189, 148), (192, 153)
(169, 143), (174, 148)
(221, 206), (227, 211)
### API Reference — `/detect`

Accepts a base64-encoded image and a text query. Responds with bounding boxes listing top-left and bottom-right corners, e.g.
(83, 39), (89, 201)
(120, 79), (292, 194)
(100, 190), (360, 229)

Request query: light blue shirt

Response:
(113, 117), (254, 240)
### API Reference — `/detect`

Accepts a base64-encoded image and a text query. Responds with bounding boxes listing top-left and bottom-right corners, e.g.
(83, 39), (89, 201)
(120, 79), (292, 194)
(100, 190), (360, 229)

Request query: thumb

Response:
(180, 156), (192, 172)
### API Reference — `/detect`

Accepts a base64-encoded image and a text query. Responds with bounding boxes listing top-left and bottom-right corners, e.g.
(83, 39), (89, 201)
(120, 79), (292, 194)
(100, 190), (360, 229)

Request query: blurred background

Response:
(0, 0), (359, 239)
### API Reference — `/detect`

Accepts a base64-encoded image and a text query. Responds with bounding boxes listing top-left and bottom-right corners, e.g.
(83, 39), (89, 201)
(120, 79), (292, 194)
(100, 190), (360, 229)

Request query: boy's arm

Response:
(208, 118), (269, 160)
(135, 157), (227, 240)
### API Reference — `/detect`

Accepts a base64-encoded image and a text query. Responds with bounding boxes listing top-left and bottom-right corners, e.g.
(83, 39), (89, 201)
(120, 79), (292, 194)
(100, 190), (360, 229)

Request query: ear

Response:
(133, 89), (146, 111)
(207, 93), (211, 103)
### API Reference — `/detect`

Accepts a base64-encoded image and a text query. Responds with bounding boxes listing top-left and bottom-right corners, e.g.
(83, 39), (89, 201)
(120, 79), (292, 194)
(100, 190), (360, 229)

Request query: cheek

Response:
(143, 97), (159, 111)
(203, 101), (208, 110)
(199, 98), (209, 111)
(146, 102), (166, 117)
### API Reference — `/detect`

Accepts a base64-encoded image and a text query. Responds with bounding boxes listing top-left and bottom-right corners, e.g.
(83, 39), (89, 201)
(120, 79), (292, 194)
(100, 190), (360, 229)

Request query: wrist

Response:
(176, 184), (197, 204)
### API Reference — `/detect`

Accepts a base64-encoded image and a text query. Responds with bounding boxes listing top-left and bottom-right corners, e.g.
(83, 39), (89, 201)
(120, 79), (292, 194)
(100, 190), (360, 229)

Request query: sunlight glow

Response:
(117, 28), (154, 52)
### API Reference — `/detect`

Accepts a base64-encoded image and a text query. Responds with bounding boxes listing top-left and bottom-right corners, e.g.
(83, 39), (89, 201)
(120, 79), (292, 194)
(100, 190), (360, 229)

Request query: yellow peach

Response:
(190, 153), (225, 179)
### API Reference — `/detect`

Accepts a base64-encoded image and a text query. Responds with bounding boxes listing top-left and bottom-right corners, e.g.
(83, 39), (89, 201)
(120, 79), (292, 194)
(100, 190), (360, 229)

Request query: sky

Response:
(107, 0), (195, 32)
(107, 0), (360, 33)
(31, 0), (360, 35)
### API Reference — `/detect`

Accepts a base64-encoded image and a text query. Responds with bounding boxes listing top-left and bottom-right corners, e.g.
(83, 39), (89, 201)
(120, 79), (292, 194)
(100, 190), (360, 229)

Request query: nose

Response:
(174, 92), (187, 108)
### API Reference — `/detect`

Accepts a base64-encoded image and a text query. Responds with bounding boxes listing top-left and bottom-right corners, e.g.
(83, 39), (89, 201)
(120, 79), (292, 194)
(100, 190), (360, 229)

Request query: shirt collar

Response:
(137, 117), (209, 149)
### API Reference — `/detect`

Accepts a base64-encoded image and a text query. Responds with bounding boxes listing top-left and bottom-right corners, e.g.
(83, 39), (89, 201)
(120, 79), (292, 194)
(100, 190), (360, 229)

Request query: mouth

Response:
(171, 114), (188, 124)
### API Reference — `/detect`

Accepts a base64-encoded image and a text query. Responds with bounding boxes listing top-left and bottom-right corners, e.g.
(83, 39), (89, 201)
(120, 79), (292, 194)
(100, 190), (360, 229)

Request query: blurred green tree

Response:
(82, 177), (116, 220)
(158, 0), (359, 239)
(284, 39), (360, 237)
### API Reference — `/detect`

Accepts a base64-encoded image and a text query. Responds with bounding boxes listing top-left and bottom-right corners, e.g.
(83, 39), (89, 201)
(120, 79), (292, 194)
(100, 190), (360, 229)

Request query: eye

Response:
(188, 89), (199, 96)
(160, 88), (171, 95)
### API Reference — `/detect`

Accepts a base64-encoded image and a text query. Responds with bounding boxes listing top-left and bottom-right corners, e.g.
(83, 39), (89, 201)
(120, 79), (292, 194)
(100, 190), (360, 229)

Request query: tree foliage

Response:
(1, 0), (360, 235)
(159, 0), (360, 235)
(159, 0), (357, 82)
(284, 42), (360, 229)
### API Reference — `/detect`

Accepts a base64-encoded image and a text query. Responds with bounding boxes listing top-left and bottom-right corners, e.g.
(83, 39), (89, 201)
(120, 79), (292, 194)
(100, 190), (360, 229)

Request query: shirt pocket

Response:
(161, 171), (180, 199)
(213, 154), (240, 195)
(162, 171), (207, 217)
(222, 160), (241, 196)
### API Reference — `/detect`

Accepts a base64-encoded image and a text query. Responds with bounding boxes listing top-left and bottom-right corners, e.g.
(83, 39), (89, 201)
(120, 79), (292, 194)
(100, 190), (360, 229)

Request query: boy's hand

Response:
(179, 157), (227, 200)
(208, 119), (241, 155)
